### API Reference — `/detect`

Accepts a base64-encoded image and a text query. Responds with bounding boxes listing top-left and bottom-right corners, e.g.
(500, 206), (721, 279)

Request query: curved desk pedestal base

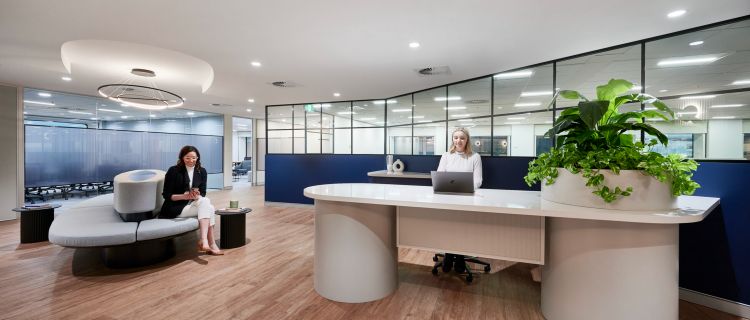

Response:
(314, 200), (398, 303)
(541, 217), (678, 320)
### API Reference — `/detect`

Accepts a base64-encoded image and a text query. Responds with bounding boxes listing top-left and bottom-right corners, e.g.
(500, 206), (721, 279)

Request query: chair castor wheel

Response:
(432, 268), (438, 275)
(466, 275), (473, 283)
(433, 256), (439, 262)
(484, 265), (491, 273)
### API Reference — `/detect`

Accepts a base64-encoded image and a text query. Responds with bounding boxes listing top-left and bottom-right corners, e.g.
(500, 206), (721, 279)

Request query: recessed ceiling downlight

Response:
(667, 10), (686, 18)
(409, 42), (420, 48)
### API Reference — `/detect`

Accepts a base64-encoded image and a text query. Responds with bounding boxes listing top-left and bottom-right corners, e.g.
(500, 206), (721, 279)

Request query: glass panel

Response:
(447, 118), (492, 156)
(293, 105), (305, 129)
(556, 46), (641, 109)
(326, 102), (351, 128)
(449, 78), (491, 120)
(413, 122), (446, 155)
(387, 125), (412, 154)
(334, 129), (351, 154)
(266, 106), (293, 129)
(268, 130), (293, 154)
(307, 129), (321, 153)
(322, 129), (333, 153)
(306, 108), (321, 153)
(493, 112), (553, 157)
(414, 87), (447, 123)
(493, 64), (554, 114)
(387, 94), (412, 126)
(646, 20), (750, 97)
(293, 130), (305, 154)
(354, 100), (385, 127)
(353, 128), (384, 154)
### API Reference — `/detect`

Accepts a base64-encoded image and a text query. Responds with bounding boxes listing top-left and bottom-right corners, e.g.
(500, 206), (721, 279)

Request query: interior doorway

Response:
(232, 117), (253, 186)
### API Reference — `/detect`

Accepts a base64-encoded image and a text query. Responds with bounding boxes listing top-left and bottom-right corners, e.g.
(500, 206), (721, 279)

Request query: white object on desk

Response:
(304, 183), (719, 320)
(392, 159), (404, 173)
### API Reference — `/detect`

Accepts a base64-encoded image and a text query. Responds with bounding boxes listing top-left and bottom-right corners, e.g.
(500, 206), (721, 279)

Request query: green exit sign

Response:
(304, 104), (314, 112)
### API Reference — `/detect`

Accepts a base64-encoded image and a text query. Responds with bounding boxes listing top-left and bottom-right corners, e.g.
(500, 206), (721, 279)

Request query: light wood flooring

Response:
(0, 183), (745, 319)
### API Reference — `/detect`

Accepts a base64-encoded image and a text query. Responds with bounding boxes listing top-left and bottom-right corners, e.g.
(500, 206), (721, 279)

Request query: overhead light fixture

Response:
(408, 116), (425, 119)
(679, 95), (716, 99)
(458, 119), (474, 122)
(667, 10), (686, 18)
(24, 100), (55, 106)
(451, 114), (471, 118)
(676, 111), (698, 116)
(710, 104), (744, 108)
(246, 109), (252, 112)
(391, 108), (411, 112)
(712, 116), (736, 119)
(443, 106), (467, 110)
(373, 100), (397, 105)
(338, 111), (356, 115)
(507, 117), (526, 120)
(417, 120), (431, 123)
(321, 103), (332, 108)
(68, 110), (93, 115)
(37, 92), (51, 97)
(61, 76), (72, 81)
(659, 89), (669, 93)
(97, 108), (123, 113)
(120, 115), (130, 119)
(90, 117), (98, 120)
(186, 112), (195, 116)
(630, 85), (643, 91)
(520, 91), (552, 97)
(657, 54), (725, 67)
(494, 70), (533, 79)
(514, 102), (541, 107)
(731, 79), (750, 85)
(689, 41), (704, 46)
(434, 96), (461, 102)
(504, 122), (521, 125)
(409, 42), (420, 48)
(149, 114), (157, 118)
(333, 93), (341, 97)
(248, 99), (255, 103)
(98, 68), (184, 110)
(251, 61), (262, 67)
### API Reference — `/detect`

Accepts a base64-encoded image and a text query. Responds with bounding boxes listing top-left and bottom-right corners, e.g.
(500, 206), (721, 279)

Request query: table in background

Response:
(13, 204), (61, 243)
(215, 208), (252, 249)
(367, 170), (431, 186)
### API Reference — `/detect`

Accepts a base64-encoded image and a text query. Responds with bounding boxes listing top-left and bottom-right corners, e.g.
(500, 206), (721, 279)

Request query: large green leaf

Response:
(559, 90), (587, 101)
(632, 123), (669, 146)
(596, 79), (633, 101)
(578, 101), (609, 130)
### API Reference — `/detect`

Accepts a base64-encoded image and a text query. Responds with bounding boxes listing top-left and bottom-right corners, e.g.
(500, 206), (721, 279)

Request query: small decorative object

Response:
(392, 159), (405, 174)
(524, 79), (700, 210)
(386, 154), (394, 173)
(229, 200), (239, 208)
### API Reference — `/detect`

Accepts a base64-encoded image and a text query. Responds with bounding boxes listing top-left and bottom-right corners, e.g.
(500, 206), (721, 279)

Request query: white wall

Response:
(0, 84), (19, 220)
(707, 119), (744, 159)
(511, 124), (535, 156)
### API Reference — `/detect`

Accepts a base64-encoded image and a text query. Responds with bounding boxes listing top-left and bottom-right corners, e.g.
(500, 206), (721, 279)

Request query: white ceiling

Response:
(1, 0), (749, 119)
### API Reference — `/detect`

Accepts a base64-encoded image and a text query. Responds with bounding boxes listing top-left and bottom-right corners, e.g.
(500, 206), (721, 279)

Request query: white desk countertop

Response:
(367, 170), (431, 179)
(303, 183), (720, 224)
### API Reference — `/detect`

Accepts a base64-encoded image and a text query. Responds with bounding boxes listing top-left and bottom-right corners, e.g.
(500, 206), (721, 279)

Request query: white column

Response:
(223, 114), (232, 189)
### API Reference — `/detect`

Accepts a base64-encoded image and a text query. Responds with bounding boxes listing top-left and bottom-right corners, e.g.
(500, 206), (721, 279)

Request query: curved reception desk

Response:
(304, 183), (719, 320)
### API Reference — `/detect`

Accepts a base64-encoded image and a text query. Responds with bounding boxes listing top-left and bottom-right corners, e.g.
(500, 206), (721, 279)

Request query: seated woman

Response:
(160, 145), (223, 255)
(434, 127), (489, 278)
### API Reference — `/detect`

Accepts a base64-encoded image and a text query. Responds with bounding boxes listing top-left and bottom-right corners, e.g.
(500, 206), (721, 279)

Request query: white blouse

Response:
(436, 151), (483, 189)
(186, 166), (195, 188)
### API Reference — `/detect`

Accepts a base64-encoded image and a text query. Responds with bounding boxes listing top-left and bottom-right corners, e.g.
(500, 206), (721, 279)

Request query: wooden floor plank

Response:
(0, 182), (745, 320)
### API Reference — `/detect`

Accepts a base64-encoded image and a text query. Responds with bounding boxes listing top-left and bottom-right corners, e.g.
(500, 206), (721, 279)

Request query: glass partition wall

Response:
(267, 17), (750, 160)
(24, 89), (225, 192)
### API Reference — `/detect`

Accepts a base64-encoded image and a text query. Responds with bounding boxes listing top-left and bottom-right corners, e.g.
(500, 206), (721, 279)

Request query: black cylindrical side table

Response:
(216, 208), (252, 249)
(13, 204), (61, 243)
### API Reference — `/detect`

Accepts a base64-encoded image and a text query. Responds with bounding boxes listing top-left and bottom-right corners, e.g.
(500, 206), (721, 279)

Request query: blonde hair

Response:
(449, 127), (473, 156)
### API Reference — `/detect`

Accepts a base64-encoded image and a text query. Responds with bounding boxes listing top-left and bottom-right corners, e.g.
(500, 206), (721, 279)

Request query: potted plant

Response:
(524, 79), (700, 210)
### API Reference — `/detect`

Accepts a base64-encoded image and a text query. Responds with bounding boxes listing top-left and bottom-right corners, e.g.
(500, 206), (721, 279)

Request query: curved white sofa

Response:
(49, 169), (199, 268)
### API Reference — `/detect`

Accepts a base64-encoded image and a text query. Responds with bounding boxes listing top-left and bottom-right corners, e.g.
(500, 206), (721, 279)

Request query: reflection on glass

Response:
(387, 126), (412, 154)
(267, 106), (293, 129)
(334, 129), (351, 154)
(449, 78), (491, 120)
(322, 129), (333, 153)
(325, 102), (351, 128)
(268, 130), (293, 154)
(387, 94), (412, 126)
(494, 64), (554, 114)
(414, 88), (447, 123)
(293, 130), (305, 154)
(353, 100), (385, 127)
(413, 122), (446, 155)
(447, 118), (491, 156)
(493, 112), (553, 157)
(293, 105), (305, 129)
(307, 129), (321, 153)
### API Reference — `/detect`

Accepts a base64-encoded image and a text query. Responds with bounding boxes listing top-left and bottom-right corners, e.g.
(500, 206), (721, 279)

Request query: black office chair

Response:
(432, 253), (491, 284)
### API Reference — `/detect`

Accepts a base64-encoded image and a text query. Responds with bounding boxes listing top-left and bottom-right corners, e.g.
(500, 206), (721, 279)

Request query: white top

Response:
(437, 151), (482, 189)
(186, 166), (194, 188)
(303, 183), (720, 224)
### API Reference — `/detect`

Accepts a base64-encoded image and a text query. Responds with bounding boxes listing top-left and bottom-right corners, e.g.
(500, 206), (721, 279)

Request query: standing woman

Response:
(160, 145), (223, 255)
(437, 127), (483, 190)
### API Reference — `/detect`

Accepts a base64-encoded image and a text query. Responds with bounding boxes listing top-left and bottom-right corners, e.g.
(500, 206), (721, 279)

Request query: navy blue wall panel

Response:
(265, 154), (749, 305)
(681, 161), (750, 305)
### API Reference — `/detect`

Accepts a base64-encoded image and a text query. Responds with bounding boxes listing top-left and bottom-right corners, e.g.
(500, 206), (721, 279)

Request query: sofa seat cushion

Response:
(49, 205), (137, 247)
(137, 218), (198, 241)
(71, 193), (114, 209)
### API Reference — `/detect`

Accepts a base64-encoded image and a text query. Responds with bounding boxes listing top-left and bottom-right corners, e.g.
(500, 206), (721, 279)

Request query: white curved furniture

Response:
(304, 183), (720, 320)
(113, 169), (166, 221)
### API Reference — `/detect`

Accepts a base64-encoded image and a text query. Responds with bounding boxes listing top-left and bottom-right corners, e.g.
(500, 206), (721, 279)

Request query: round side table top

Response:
(215, 208), (252, 215)
(13, 204), (62, 212)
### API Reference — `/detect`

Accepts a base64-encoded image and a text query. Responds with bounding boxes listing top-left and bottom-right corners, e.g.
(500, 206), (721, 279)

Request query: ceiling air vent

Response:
(210, 103), (232, 107)
(416, 66), (451, 76)
(269, 81), (298, 88)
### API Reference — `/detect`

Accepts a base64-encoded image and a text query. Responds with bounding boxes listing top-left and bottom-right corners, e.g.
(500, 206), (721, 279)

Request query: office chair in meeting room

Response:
(432, 253), (491, 284)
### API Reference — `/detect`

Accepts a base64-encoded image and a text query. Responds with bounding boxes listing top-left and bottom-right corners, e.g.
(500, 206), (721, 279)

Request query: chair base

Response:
(102, 238), (175, 268)
(432, 253), (491, 284)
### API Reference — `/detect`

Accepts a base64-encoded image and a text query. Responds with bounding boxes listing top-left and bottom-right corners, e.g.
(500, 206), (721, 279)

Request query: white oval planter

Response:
(541, 168), (677, 210)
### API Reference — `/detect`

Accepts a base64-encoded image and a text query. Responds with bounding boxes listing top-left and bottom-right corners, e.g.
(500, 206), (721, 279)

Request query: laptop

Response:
(430, 171), (475, 194)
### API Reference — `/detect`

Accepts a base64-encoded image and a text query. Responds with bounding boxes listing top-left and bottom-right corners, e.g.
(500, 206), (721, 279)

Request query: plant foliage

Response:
(524, 79), (700, 202)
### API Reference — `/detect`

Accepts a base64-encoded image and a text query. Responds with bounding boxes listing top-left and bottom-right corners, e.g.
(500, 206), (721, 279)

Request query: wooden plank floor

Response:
(0, 183), (745, 320)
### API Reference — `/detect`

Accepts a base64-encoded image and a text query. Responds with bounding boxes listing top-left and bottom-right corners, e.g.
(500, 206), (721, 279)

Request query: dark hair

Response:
(176, 145), (202, 172)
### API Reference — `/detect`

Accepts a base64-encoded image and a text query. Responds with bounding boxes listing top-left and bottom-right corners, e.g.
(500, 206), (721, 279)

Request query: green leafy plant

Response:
(524, 79), (700, 202)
